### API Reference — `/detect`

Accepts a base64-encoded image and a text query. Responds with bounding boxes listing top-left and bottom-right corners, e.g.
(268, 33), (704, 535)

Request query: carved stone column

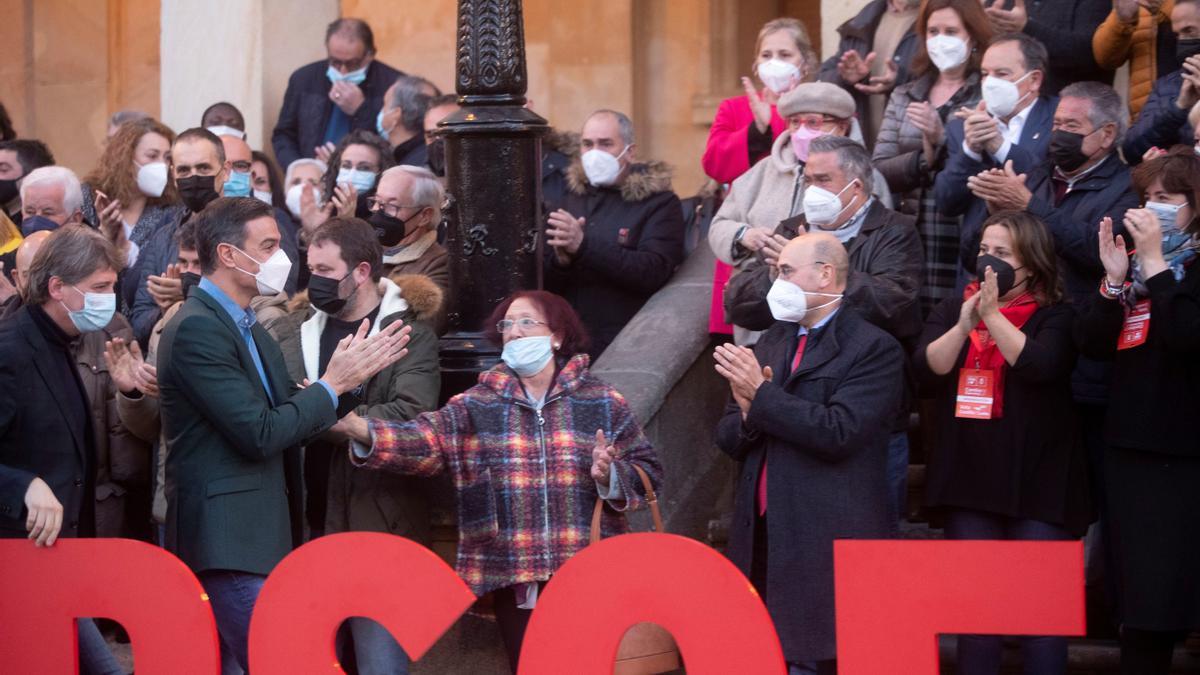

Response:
(438, 0), (549, 400)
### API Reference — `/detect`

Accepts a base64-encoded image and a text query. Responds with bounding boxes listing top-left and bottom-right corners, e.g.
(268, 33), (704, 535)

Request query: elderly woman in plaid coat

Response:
(339, 289), (662, 672)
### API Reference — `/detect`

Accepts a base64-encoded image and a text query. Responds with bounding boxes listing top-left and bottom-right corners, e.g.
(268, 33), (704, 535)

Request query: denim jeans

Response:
(78, 618), (124, 675)
(198, 570), (266, 675)
(887, 432), (910, 532)
(945, 508), (1072, 675)
(346, 617), (410, 675)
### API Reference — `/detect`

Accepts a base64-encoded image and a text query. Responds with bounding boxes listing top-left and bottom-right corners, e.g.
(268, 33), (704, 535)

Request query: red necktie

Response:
(758, 333), (807, 516)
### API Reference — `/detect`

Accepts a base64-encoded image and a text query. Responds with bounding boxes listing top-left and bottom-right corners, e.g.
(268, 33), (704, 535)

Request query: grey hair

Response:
(389, 75), (437, 134)
(1060, 81), (1129, 143)
(108, 109), (151, 129)
(24, 225), (124, 306)
(382, 164), (445, 223)
(588, 109), (636, 146)
(807, 135), (874, 194)
(285, 158), (328, 186)
(20, 166), (83, 215)
(811, 237), (850, 285)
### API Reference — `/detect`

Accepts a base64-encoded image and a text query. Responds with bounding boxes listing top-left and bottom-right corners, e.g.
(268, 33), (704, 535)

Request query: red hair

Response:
(484, 290), (590, 357)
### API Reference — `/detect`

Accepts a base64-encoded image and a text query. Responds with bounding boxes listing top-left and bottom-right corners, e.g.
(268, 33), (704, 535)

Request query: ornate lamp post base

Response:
(437, 0), (548, 401)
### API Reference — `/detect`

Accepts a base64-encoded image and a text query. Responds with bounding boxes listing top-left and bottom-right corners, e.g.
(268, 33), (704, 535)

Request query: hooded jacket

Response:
(274, 274), (443, 541)
(545, 158), (685, 358)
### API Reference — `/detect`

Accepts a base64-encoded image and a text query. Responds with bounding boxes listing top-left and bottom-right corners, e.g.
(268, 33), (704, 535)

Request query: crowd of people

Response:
(0, 2), (1198, 674)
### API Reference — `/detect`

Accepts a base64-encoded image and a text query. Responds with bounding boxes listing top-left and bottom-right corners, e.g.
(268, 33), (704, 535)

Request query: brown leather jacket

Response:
(73, 313), (155, 538)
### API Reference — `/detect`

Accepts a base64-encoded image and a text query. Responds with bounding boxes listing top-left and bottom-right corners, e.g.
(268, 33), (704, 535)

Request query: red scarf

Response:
(962, 283), (1039, 419)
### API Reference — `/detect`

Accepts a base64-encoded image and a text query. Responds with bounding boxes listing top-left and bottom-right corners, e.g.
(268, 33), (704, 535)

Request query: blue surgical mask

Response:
(60, 286), (116, 333)
(376, 109), (390, 137)
(222, 170), (252, 198)
(337, 168), (377, 192)
(326, 65), (368, 86)
(501, 335), (554, 377)
(1145, 201), (1193, 250)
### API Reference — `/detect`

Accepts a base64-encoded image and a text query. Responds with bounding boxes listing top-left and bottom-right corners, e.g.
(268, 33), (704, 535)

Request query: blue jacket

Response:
(1025, 152), (1140, 403)
(934, 97), (1056, 277)
(1123, 70), (1195, 165)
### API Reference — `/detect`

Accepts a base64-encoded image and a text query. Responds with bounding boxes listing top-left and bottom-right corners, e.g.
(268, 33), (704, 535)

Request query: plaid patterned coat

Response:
(353, 354), (662, 596)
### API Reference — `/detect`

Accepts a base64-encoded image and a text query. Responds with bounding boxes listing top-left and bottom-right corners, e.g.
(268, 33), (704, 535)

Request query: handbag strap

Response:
(590, 463), (662, 545)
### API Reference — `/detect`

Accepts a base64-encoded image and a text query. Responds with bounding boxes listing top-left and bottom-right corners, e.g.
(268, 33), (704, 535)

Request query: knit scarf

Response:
(1129, 230), (1200, 303)
(961, 283), (1039, 419)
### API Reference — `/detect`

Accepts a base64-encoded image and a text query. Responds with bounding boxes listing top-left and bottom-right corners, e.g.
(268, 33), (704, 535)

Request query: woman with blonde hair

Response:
(702, 17), (817, 185)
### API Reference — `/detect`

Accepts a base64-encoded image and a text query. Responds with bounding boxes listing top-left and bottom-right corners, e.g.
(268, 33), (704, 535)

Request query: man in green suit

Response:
(156, 197), (410, 673)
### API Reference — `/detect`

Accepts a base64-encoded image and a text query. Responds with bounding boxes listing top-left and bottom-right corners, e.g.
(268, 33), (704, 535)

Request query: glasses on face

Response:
(496, 318), (548, 333)
(366, 197), (421, 218)
(791, 115), (838, 130)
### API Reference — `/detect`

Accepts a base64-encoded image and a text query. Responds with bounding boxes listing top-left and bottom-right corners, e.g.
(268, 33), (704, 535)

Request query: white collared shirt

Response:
(963, 98), (1037, 164)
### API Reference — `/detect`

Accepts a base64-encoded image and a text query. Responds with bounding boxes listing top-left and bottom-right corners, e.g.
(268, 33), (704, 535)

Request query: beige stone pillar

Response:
(160, 0), (337, 155)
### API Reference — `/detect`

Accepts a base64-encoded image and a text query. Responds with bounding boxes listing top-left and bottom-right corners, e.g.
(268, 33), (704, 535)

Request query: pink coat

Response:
(701, 94), (788, 185)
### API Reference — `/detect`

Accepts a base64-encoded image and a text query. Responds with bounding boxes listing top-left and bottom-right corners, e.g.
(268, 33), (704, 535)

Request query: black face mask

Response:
(176, 175), (220, 213)
(307, 272), (352, 315)
(1048, 129), (1093, 173)
(427, 138), (446, 177)
(369, 209), (416, 248)
(1178, 37), (1200, 67)
(0, 178), (18, 205)
(180, 272), (202, 299)
(976, 253), (1024, 296)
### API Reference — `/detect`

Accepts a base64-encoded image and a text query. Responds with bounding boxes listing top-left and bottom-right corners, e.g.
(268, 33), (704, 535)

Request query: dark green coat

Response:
(158, 286), (336, 575)
(272, 275), (442, 543)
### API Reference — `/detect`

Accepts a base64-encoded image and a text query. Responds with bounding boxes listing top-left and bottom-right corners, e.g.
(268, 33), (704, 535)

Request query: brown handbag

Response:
(590, 464), (682, 675)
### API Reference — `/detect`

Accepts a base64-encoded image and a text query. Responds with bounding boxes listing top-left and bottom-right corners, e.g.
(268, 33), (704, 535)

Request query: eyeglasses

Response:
(496, 318), (548, 333)
(366, 197), (422, 218)
(790, 115), (839, 130)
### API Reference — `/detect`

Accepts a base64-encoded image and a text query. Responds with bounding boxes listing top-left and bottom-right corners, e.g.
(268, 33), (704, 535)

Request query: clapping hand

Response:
(837, 50), (874, 85)
(148, 263), (184, 311)
(967, 160), (1031, 212)
(714, 344), (772, 417)
(547, 209), (586, 263)
(331, 183), (359, 218)
(856, 59), (898, 96)
(299, 183), (331, 235)
(1098, 216), (1130, 286)
(322, 319), (412, 396)
(977, 265), (1002, 319)
(591, 430), (616, 486)
(984, 0), (1028, 33)
(104, 337), (147, 395)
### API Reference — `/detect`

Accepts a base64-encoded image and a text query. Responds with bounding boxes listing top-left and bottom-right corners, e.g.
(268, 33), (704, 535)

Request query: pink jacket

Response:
(702, 94), (788, 185)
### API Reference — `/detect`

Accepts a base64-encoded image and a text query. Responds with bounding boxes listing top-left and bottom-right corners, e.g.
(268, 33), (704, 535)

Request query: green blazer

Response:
(157, 286), (337, 574)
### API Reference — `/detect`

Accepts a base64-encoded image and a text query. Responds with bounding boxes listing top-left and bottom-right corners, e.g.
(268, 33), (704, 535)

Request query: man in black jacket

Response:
(715, 232), (904, 673)
(544, 109), (685, 358)
(271, 18), (402, 169)
(0, 225), (126, 673)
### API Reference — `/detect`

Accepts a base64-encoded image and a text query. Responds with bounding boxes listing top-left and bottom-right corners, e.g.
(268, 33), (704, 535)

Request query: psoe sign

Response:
(0, 534), (1084, 674)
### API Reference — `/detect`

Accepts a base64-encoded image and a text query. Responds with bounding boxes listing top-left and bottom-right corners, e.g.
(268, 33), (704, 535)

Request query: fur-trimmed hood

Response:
(287, 273), (443, 324)
(544, 128), (580, 157)
(566, 158), (675, 202)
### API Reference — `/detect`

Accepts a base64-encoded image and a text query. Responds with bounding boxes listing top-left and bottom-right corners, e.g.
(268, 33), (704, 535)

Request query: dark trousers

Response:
(945, 508), (1072, 675)
(752, 515), (837, 675)
(1119, 628), (1181, 675)
(493, 581), (548, 674)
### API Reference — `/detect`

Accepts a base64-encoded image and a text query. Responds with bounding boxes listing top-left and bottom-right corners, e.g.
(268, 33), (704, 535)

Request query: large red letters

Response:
(0, 537), (1085, 672)
(835, 540), (1086, 674)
